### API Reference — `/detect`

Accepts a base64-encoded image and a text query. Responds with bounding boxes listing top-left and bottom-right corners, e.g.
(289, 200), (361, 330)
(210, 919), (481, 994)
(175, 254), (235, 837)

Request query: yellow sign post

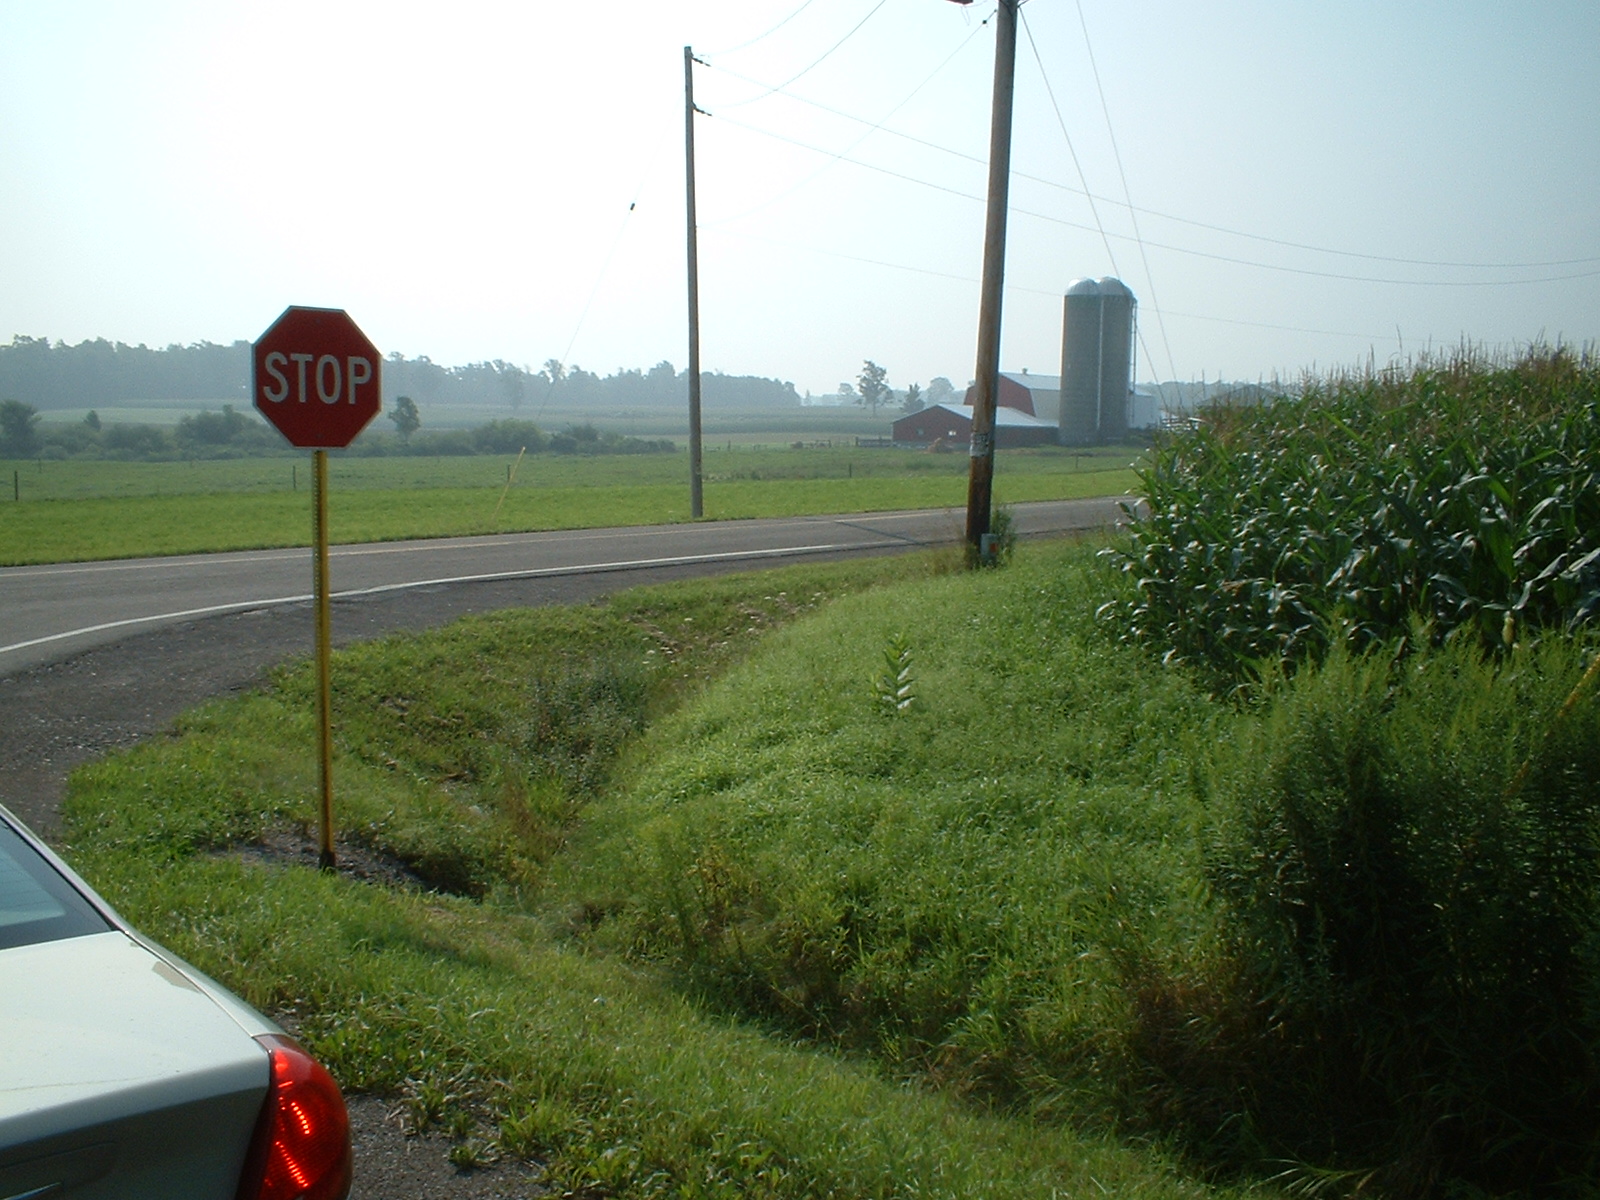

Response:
(312, 449), (336, 869)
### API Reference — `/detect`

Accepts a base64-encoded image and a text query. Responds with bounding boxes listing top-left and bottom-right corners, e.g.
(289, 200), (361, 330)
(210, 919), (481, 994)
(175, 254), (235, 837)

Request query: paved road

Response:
(0, 498), (1124, 676)
(0, 499), (1127, 833)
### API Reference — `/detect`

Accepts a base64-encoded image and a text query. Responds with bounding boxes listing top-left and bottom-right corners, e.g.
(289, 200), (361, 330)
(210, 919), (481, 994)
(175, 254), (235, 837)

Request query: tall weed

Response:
(1188, 634), (1600, 1194)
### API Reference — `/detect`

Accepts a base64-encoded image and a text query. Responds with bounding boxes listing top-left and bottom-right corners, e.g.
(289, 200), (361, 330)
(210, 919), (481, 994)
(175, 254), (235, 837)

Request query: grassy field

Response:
(34, 399), (912, 439)
(60, 547), (1253, 1200)
(0, 445), (1138, 565)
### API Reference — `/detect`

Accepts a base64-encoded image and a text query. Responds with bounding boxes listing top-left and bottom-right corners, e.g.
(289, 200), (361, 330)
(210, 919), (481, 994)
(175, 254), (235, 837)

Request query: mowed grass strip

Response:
(59, 549), (1242, 1199)
(0, 460), (1135, 565)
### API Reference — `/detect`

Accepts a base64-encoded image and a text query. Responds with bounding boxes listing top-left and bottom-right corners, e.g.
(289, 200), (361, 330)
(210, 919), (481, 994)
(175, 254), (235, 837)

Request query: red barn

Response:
(890, 403), (1057, 449)
(961, 371), (1062, 422)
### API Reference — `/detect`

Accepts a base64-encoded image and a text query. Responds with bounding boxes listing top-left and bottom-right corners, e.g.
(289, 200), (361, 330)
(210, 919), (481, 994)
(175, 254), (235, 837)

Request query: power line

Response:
(531, 188), (649, 424)
(709, 110), (986, 206)
(1096, 196), (1600, 270)
(1013, 3), (1171, 385)
(703, 0), (820, 59)
(700, 61), (1600, 272)
(720, 228), (981, 287)
(1158, 307), (1388, 341)
(700, 21), (988, 230)
(706, 113), (1600, 287)
(1061, 1), (1177, 381)
(711, 0), (893, 109)
(713, 227), (1390, 343)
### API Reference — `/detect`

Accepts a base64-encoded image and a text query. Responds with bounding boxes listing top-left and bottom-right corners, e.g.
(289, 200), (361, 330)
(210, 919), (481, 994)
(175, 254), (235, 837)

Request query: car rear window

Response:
(0, 820), (111, 950)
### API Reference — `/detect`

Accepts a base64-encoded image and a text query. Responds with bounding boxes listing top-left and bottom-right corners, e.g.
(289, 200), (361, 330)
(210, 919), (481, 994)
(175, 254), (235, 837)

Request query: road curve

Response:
(0, 498), (1128, 834)
(0, 498), (1126, 676)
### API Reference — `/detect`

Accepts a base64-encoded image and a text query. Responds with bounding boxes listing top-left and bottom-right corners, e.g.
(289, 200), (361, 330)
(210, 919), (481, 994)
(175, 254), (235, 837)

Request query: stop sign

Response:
(253, 306), (382, 449)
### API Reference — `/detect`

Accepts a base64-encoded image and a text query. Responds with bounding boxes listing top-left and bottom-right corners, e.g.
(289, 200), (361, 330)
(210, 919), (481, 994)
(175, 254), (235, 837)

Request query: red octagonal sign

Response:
(253, 306), (382, 449)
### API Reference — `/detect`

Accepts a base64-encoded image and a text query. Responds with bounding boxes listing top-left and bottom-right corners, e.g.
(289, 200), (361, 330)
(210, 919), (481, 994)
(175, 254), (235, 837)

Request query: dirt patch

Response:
(220, 827), (436, 891)
(345, 1095), (547, 1200)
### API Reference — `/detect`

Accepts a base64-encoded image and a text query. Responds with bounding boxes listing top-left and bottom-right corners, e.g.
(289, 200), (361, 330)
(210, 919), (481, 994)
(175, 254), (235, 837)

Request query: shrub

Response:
(473, 418), (546, 455)
(549, 423), (673, 456)
(102, 422), (172, 457)
(39, 421), (101, 457)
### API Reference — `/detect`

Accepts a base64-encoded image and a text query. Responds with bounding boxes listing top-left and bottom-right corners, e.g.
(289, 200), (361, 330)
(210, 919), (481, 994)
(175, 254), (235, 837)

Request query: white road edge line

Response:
(0, 540), (894, 658)
(0, 508), (969, 580)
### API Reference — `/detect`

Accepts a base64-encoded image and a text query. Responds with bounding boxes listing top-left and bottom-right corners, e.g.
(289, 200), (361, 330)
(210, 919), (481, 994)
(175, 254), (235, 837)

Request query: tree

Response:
(389, 395), (421, 442)
(856, 360), (890, 415)
(494, 362), (526, 411)
(83, 409), (101, 431)
(0, 399), (40, 458)
(902, 382), (923, 413)
(543, 359), (565, 385)
(926, 376), (957, 406)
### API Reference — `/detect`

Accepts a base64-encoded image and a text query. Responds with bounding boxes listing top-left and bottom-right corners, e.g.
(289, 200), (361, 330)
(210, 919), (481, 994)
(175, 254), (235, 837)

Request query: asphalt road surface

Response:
(1, 499), (1125, 674)
(0, 499), (1125, 834)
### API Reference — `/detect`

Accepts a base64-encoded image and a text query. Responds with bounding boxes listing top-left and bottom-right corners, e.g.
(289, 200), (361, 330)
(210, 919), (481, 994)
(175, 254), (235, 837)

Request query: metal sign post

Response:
(311, 449), (335, 869)
(252, 306), (383, 871)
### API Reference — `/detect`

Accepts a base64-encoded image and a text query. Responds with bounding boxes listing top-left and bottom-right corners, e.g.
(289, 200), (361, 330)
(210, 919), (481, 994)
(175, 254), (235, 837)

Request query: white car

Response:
(0, 804), (352, 1199)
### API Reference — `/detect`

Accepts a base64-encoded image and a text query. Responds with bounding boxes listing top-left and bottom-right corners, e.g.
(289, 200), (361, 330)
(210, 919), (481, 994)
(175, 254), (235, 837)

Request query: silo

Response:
(1058, 278), (1103, 445)
(1096, 277), (1135, 441)
(1057, 276), (1137, 444)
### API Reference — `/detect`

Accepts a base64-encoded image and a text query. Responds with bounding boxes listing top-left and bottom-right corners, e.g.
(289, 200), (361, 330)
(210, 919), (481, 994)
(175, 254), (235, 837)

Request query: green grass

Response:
(59, 548), (1242, 1200)
(3, 443), (1137, 500)
(0, 447), (1137, 565)
(556, 548), (1221, 1108)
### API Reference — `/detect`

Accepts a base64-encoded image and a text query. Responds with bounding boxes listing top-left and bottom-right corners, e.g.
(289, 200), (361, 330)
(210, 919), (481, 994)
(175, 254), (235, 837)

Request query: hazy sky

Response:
(2, 0), (1596, 395)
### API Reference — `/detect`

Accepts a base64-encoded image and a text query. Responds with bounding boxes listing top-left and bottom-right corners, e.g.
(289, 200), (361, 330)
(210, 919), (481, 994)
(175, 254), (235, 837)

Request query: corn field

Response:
(1104, 345), (1600, 688)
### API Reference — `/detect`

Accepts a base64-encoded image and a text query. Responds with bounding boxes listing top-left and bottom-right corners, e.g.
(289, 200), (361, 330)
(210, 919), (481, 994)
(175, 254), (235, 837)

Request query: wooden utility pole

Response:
(684, 45), (705, 519)
(964, 0), (1018, 563)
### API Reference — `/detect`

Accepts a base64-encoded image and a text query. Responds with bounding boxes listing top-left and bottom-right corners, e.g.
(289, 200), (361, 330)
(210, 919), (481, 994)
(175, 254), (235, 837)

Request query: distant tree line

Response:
(0, 336), (802, 412)
(0, 337), (249, 409)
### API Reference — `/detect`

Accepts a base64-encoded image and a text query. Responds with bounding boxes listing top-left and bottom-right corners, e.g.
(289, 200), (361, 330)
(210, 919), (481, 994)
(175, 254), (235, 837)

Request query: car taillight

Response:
(236, 1034), (352, 1200)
